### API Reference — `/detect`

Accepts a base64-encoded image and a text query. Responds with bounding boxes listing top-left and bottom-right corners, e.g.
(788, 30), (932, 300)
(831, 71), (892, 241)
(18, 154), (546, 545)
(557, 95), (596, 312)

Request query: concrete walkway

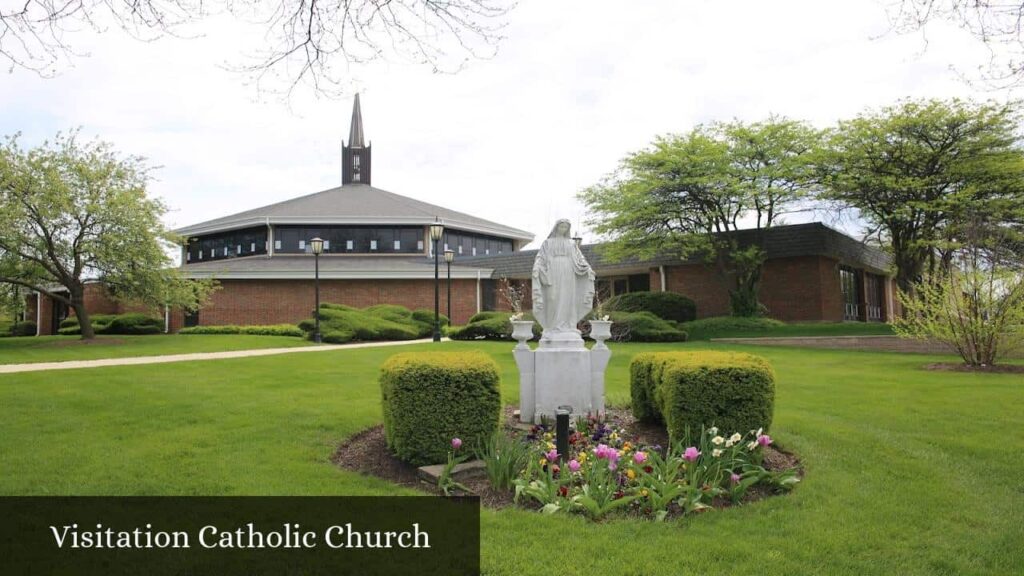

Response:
(0, 338), (438, 374)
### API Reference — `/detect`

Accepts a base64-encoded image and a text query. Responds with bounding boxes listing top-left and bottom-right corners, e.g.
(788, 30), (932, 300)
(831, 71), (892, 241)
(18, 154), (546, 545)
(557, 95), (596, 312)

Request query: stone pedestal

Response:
(514, 332), (611, 423)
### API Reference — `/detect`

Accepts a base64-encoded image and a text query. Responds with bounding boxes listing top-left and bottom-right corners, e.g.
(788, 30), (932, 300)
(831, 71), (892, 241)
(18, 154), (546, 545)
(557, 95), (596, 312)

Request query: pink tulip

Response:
(633, 451), (647, 464)
(730, 473), (741, 484)
(568, 459), (581, 472)
(683, 447), (701, 462)
(545, 449), (559, 463)
(451, 438), (462, 450)
(757, 434), (772, 447)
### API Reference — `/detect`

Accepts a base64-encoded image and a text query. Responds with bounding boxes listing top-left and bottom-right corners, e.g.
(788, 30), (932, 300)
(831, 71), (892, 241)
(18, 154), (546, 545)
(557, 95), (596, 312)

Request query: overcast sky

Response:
(0, 0), (1014, 251)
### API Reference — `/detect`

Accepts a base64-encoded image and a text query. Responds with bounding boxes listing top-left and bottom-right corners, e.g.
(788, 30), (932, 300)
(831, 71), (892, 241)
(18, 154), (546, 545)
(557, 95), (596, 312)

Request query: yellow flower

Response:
(623, 442), (633, 451)
(640, 489), (649, 497)
(626, 469), (636, 480)
(578, 452), (587, 462)
(546, 442), (556, 450)
(539, 458), (547, 466)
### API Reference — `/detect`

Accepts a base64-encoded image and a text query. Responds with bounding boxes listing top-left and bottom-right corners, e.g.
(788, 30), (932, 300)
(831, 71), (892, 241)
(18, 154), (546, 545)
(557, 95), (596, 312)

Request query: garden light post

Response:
(573, 236), (583, 248)
(444, 249), (455, 324)
(429, 221), (445, 342)
(309, 237), (324, 344)
(556, 405), (572, 463)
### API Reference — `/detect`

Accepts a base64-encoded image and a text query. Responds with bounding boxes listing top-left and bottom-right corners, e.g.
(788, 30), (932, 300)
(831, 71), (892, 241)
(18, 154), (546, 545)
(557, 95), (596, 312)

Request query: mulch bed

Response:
(924, 362), (1024, 374)
(332, 405), (802, 512)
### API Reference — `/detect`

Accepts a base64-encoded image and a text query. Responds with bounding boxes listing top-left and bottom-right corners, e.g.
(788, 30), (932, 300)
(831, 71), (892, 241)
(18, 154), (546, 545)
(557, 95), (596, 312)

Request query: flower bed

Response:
(333, 406), (800, 521)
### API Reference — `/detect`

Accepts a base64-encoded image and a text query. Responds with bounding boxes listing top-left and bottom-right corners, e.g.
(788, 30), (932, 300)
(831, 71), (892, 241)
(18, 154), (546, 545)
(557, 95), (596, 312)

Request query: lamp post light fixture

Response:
(309, 237), (325, 344)
(572, 236), (583, 248)
(429, 221), (445, 342)
(444, 249), (455, 323)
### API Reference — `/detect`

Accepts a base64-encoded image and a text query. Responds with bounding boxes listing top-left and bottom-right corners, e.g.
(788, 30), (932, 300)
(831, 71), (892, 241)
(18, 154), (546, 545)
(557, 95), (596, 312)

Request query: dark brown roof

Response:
(458, 223), (892, 278)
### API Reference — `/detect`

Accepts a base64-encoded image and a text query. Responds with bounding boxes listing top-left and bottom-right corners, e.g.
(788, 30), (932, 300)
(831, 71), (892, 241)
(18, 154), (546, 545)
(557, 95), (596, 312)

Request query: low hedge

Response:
(681, 316), (786, 341)
(606, 311), (688, 342)
(58, 313), (162, 335)
(380, 351), (501, 466)
(448, 311), (541, 341)
(630, 351), (775, 442)
(9, 321), (36, 337)
(607, 291), (697, 323)
(178, 324), (305, 337)
(298, 303), (448, 343)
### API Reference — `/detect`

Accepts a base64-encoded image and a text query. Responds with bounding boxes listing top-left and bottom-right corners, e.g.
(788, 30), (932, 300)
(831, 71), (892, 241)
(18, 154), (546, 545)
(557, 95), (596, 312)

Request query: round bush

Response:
(607, 291), (697, 323)
(631, 351), (775, 442)
(380, 351), (501, 466)
(606, 311), (688, 342)
(10, 321), (37, 337)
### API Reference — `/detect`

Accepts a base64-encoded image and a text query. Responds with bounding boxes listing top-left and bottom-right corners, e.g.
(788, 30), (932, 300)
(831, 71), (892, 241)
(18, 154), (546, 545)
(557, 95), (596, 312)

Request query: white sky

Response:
(0, 0), (1015, 252)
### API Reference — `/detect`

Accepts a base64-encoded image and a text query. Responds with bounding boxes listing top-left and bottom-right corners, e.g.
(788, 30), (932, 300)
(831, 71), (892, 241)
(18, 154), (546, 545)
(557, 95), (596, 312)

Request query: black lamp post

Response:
(573, 236), (583, 248)
(444, 249), (455, 324)
(309, 237), (324, 344)
(429, 221), (445, 342)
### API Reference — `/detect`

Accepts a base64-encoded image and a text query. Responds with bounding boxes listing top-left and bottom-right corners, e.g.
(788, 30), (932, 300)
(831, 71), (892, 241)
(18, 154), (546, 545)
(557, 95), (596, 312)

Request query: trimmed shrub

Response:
(58, 313), (161, 335)
(298, 303), (446, 343)
(10, 321), (37, 337)
(682, 316), (785, 341)
(448, 311), (542, 341)
(630, 351), (775, 442)
(104, 313), (163, 335)
(178, 324), (305, 337)
(607, 311), (688, 342)
(607, 291), (697, 323)
(380, 351), (501, 465)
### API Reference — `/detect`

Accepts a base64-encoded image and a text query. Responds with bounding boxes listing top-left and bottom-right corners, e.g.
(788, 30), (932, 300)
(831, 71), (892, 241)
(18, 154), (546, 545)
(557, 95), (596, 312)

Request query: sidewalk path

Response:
(0, 338), (438, 374)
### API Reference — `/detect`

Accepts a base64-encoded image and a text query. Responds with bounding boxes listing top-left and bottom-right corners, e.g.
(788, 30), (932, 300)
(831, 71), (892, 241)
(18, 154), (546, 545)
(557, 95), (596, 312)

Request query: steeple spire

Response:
(342, 93), (371, 185)
(348, 93), (365, 148)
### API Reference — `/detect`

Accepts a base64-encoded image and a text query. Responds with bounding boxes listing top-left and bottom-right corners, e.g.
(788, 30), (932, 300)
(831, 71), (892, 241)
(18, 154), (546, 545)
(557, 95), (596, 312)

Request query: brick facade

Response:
(660, 255), (892, 322)
(191, 278), (480, 328)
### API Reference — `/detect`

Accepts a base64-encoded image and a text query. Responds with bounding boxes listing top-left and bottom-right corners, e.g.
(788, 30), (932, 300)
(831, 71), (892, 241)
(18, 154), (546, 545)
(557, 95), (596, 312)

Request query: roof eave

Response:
(174, 216), (534, 242)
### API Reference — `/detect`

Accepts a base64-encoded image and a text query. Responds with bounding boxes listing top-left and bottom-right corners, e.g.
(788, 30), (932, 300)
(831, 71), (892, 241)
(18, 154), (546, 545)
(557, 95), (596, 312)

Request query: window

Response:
(840, 267), (860, 321)
(251, 242), (256, 252)
(417, 240), (424, 251)
(323, 240), (330, 251)
(237, 245), (241, 254)
(184, 310), (199, 328)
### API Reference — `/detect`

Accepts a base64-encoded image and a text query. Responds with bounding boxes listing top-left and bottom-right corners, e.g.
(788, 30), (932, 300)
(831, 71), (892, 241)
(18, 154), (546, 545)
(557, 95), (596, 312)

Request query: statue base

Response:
(513, 331), (611, 424)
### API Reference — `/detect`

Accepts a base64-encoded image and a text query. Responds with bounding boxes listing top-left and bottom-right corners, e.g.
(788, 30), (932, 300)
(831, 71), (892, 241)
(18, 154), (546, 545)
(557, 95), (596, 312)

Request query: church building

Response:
(25, 96), (898, 334)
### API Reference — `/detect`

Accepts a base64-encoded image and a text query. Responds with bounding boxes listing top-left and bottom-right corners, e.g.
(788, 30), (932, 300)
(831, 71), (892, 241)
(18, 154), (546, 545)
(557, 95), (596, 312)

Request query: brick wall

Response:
(661, 255), (885, 322)
(190, 278), (480, 328)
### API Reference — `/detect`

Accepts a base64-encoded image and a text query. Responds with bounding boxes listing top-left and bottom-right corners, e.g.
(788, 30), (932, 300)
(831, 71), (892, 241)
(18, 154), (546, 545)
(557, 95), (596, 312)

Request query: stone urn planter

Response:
(511, 319), (535, 350)
(589, 319), (613, 349)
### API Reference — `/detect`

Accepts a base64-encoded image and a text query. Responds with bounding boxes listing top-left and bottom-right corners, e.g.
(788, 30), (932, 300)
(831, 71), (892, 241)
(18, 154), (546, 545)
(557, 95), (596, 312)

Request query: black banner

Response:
(0, 496), (480, 575)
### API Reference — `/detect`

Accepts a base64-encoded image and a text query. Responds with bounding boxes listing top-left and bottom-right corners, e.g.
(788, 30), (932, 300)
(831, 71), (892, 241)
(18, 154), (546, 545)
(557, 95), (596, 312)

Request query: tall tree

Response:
(0, 0), (512, 98)
(0, 131), (216, 339)
(580, 118), (821, 316)
(820, 98), (1024, 295)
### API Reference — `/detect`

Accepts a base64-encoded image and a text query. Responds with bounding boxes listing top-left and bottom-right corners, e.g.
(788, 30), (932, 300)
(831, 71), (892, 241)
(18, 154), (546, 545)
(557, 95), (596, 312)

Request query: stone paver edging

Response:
(0, 338), (438, 374)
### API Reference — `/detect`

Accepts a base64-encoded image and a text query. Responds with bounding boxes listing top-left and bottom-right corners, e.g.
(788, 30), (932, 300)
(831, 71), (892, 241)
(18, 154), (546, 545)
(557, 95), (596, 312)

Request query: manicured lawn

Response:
(0, 341), (1021, 574)
(684, 319), (895, 340)
(0, 334), (312, 365)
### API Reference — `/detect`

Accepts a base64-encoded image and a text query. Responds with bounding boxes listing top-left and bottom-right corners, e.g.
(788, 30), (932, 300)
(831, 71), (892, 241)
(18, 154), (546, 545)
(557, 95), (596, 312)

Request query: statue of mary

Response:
(531, 219), (596, 341)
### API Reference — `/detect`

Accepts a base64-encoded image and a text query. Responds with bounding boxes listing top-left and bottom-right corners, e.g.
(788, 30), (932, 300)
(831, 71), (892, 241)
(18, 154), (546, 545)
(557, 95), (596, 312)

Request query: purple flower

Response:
(545, 449), (559, 463)
(568, 459), (581, 472)
(683, 447), (701, 462)
(757, 434), (772, 447)
(730, 473), (741, 484)
(451, 438), (462, 450)
(633, 451), (647, 464)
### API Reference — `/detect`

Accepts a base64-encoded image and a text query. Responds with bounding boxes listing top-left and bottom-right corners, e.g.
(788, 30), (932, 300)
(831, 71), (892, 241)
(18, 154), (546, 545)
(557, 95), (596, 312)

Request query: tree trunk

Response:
(70, 288), (95, 340)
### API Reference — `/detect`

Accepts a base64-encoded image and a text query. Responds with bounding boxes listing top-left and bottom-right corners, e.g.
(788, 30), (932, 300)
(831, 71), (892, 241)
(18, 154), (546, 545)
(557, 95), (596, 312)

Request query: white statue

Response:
(531, 219), (595, 340)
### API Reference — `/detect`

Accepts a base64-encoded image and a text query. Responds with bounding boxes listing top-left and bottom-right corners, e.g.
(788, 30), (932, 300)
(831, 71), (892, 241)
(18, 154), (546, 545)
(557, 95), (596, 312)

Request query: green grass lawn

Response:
(0, 334), (312, 364)
(684, 319), (895, 340)
(0, 341), (1021, 575)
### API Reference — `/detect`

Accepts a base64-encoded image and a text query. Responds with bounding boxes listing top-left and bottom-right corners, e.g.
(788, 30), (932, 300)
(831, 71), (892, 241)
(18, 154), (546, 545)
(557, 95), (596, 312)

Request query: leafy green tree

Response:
(581, 117), (821, 316)
(0, 131), (217, 339)
(821, 99), (1024, 295)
